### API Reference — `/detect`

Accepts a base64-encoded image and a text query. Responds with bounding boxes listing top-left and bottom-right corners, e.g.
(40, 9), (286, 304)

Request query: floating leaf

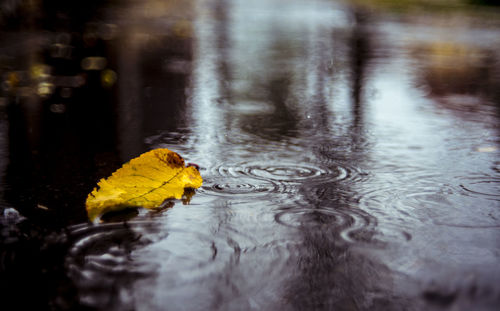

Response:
(86, 148), (202, 222)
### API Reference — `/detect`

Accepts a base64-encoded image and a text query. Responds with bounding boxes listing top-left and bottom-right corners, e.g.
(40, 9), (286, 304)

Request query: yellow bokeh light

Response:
(101, 69), (117, 88)
(81, 57), (108, 71)
(30, 64), (51, 80)
(37, 82), (54, 97)
(7, 72), (20, 88)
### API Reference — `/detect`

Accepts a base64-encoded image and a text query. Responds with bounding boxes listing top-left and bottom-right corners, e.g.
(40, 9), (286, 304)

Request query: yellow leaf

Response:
(86, 148), (202, 222)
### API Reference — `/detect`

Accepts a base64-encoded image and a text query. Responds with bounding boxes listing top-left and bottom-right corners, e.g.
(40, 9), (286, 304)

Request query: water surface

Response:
(0, 0), (499, 310)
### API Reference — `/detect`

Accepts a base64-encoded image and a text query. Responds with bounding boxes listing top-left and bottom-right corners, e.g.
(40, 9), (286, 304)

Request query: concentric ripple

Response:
(197, 165), (283, 198)
(67, 221), (164, 277)
(356, 180), (500, 232)
(65, 218), (254, 309)
(356, 183), (455, 222)
(245, 164), (343, 182)
(350, 185), (448, 243)
(274, 205), (376, 244)
(459, 177), (500, 200)
(66, 220), (249, 278)
(209, 182), (273, 194)
(198, 162), (359, 201)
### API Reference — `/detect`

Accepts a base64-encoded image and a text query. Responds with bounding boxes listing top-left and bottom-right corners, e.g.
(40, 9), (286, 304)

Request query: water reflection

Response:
(3, 32), (119, 225)
(413, 40), (500, 123)
(0, 0), (198, 223)
(0, 0), (499, 310)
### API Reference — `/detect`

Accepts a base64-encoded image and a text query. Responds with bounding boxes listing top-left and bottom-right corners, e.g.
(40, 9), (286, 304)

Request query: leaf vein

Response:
(125, 168), (185, 203)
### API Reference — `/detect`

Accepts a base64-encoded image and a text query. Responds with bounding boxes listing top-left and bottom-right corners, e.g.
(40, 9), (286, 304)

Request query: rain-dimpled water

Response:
(0, 0), (499, 310)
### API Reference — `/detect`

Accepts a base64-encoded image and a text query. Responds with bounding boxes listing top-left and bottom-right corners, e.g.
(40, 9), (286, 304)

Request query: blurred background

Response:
(0, 0), (499, 310)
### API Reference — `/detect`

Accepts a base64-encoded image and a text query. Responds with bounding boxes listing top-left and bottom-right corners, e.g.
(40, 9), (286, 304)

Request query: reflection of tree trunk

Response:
(284, 7), (381, 309)
(286, 231), (360, 309)
(349, 7), (372, 153)
(141, 34), (192, 136)
(268, 76), (297, 131)
(117, 31), (144, 161)
(350, 8), (370, 129)
(215, 0), (232, 103)
(284, 195), (391, 310)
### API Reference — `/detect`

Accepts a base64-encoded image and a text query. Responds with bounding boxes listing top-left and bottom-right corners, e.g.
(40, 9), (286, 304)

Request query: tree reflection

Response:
(413, 41), (500, 120)
(235, 39), (299, 141)
(283, 6), (399, 309)
(350, 8), (370, 128)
